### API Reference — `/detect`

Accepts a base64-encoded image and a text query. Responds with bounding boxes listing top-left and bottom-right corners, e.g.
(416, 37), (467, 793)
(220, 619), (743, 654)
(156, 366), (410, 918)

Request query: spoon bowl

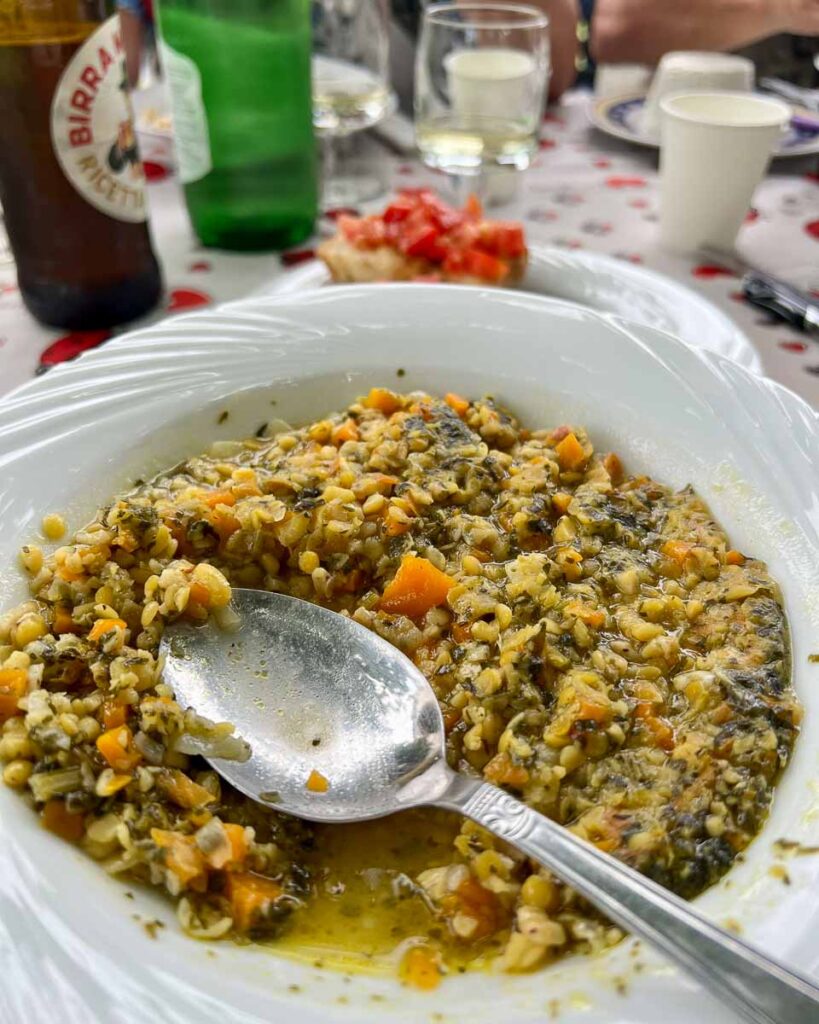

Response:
(161, 589), (447, 821)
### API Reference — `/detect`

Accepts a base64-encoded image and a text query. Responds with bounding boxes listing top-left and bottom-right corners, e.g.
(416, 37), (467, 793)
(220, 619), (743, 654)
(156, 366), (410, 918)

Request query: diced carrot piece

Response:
(332, 418), (360, 445)
(552, 492), (573, 515)
(447, 875), (501, 940)
(602, 452), (624, 486)
(104, 774), (133, 795)
(102, 700), (128, 731)
(227, 872), (283, 932)
(484, 752), (530, 788)
(711, 702), (733, 726)
(156, 769), (216, 809)
(189, 581), (211, 607)
(202, 490), (237, 508)
(661, 539), (692, 565)
(335, 568), (366, 594)
(151, 828), (208, 887)
(88, 618), (127, 643)
(209, 509), (241, 544)
(554, 432), (587, 471)
(0, 668), (27, 723)
(385, 508), (412, 537)
(42, 799), (85, 842)
(564, 601), (606, 629)
(306, 769), (330, 793)
(223, 823), (248, 866)
(380, 555), (455, 620)
(96, 725), (142, 773)
(576, 699), (611, 724)
(363, 387), (402, 415)
(451, 622), (471, 644)
(443, 708), (462, 733)
(399, 945), (443, 991)
(725, 549), (745, 566)
(444, 392), (470, 417)
(635, 702), (675, 751)
(53, 606), (79, 635)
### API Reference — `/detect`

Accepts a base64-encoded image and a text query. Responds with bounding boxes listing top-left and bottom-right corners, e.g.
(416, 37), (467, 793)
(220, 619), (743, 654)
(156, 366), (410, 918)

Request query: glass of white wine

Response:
(312, 0), (397, 208)
(415, 3), (550, 197)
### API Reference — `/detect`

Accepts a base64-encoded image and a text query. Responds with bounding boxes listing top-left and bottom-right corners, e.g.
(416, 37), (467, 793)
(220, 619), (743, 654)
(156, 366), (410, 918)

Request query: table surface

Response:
(1, 89), (818, 406)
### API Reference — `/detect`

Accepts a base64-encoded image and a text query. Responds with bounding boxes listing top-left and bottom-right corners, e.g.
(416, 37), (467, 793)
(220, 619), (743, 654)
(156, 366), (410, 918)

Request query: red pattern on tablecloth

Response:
(605, 176), (647, 188)
(166, 288), (211, 312)
(692, 264), (737, 279)
(281, 248), (317, 267)
(39, 329), (111, 369)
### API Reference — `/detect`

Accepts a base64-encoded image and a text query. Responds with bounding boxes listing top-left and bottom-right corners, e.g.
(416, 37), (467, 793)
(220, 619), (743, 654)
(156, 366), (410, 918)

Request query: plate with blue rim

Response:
(589, 91), (819, 158)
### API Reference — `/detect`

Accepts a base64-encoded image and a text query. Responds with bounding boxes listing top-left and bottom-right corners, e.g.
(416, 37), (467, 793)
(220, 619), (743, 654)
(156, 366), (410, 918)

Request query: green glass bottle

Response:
(156, 0), (317, 250)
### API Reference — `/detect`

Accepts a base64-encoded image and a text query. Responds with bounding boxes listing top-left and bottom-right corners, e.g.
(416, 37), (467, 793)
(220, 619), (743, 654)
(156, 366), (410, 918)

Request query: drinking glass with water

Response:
(415, 3), (549, 197)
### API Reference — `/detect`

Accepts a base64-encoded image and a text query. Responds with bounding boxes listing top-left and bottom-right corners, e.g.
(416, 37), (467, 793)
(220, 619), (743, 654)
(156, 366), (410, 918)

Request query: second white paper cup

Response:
(659, 92), (790, 253)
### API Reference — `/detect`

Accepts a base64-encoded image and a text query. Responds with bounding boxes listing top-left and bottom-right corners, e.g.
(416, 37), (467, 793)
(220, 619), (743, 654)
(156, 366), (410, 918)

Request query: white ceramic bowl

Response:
(1, 285), (818, 1024)
(256, 243), (762, 373)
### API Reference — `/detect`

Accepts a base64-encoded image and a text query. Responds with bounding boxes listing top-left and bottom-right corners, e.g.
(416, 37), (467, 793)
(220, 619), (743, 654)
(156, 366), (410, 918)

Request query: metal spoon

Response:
(161, 589), (819, 1024)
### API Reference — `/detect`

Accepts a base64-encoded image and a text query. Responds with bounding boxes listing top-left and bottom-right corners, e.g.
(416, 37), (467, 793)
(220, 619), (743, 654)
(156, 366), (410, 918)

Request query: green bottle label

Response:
(160, 40), (212, 184)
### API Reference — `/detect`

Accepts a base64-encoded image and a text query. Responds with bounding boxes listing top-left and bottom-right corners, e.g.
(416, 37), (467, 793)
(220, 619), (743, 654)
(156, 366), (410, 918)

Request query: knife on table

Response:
(700, 247), (819, 337)
(741, 272), (819, 335)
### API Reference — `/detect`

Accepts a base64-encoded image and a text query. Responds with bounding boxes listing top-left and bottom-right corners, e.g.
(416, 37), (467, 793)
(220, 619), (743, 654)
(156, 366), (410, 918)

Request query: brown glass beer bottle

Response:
(0, 1), (162, 329)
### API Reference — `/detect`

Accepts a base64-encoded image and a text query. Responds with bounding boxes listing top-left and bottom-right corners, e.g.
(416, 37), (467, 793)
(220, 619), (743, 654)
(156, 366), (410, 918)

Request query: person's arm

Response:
(591, 0), (819, 65)
(537, 0), (580, 100)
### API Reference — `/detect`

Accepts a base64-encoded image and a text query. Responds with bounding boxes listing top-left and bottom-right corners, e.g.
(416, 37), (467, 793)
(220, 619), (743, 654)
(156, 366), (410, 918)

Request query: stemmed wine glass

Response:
(415, 2), (550, 201)
(312, 0), (397, 208)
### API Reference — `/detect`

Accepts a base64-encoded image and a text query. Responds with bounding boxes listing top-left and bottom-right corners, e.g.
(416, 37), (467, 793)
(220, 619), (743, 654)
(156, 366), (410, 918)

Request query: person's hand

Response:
(780, 0), (819, 34)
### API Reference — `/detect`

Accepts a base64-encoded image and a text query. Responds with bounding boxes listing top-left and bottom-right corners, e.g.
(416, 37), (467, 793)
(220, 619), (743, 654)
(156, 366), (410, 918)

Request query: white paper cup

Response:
(659, 92), (790, 254)
(642, 52), (754, 136)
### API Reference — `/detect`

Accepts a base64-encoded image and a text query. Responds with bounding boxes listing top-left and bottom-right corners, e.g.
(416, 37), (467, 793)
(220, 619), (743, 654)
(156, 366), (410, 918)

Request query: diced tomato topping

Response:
(445, 248), (509, 282)
(340, 189), (524, 280)
(383, 199), (414, 223)
(464, 193), (483, 219)
(401, 223), (447, 261)
(339, 214), (387, 248)
(480, 222), (526, 259)
(337, 214), (361, 241)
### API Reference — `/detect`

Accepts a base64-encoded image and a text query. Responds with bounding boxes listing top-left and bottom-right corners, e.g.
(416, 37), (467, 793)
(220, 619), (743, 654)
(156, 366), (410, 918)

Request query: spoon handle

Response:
(435, 772), (819, 1024)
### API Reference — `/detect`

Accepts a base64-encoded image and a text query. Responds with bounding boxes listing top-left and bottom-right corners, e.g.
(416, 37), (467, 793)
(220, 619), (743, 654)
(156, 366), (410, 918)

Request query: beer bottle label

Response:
(50, 16), (148, 223)
(159, 42), (212, 185)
